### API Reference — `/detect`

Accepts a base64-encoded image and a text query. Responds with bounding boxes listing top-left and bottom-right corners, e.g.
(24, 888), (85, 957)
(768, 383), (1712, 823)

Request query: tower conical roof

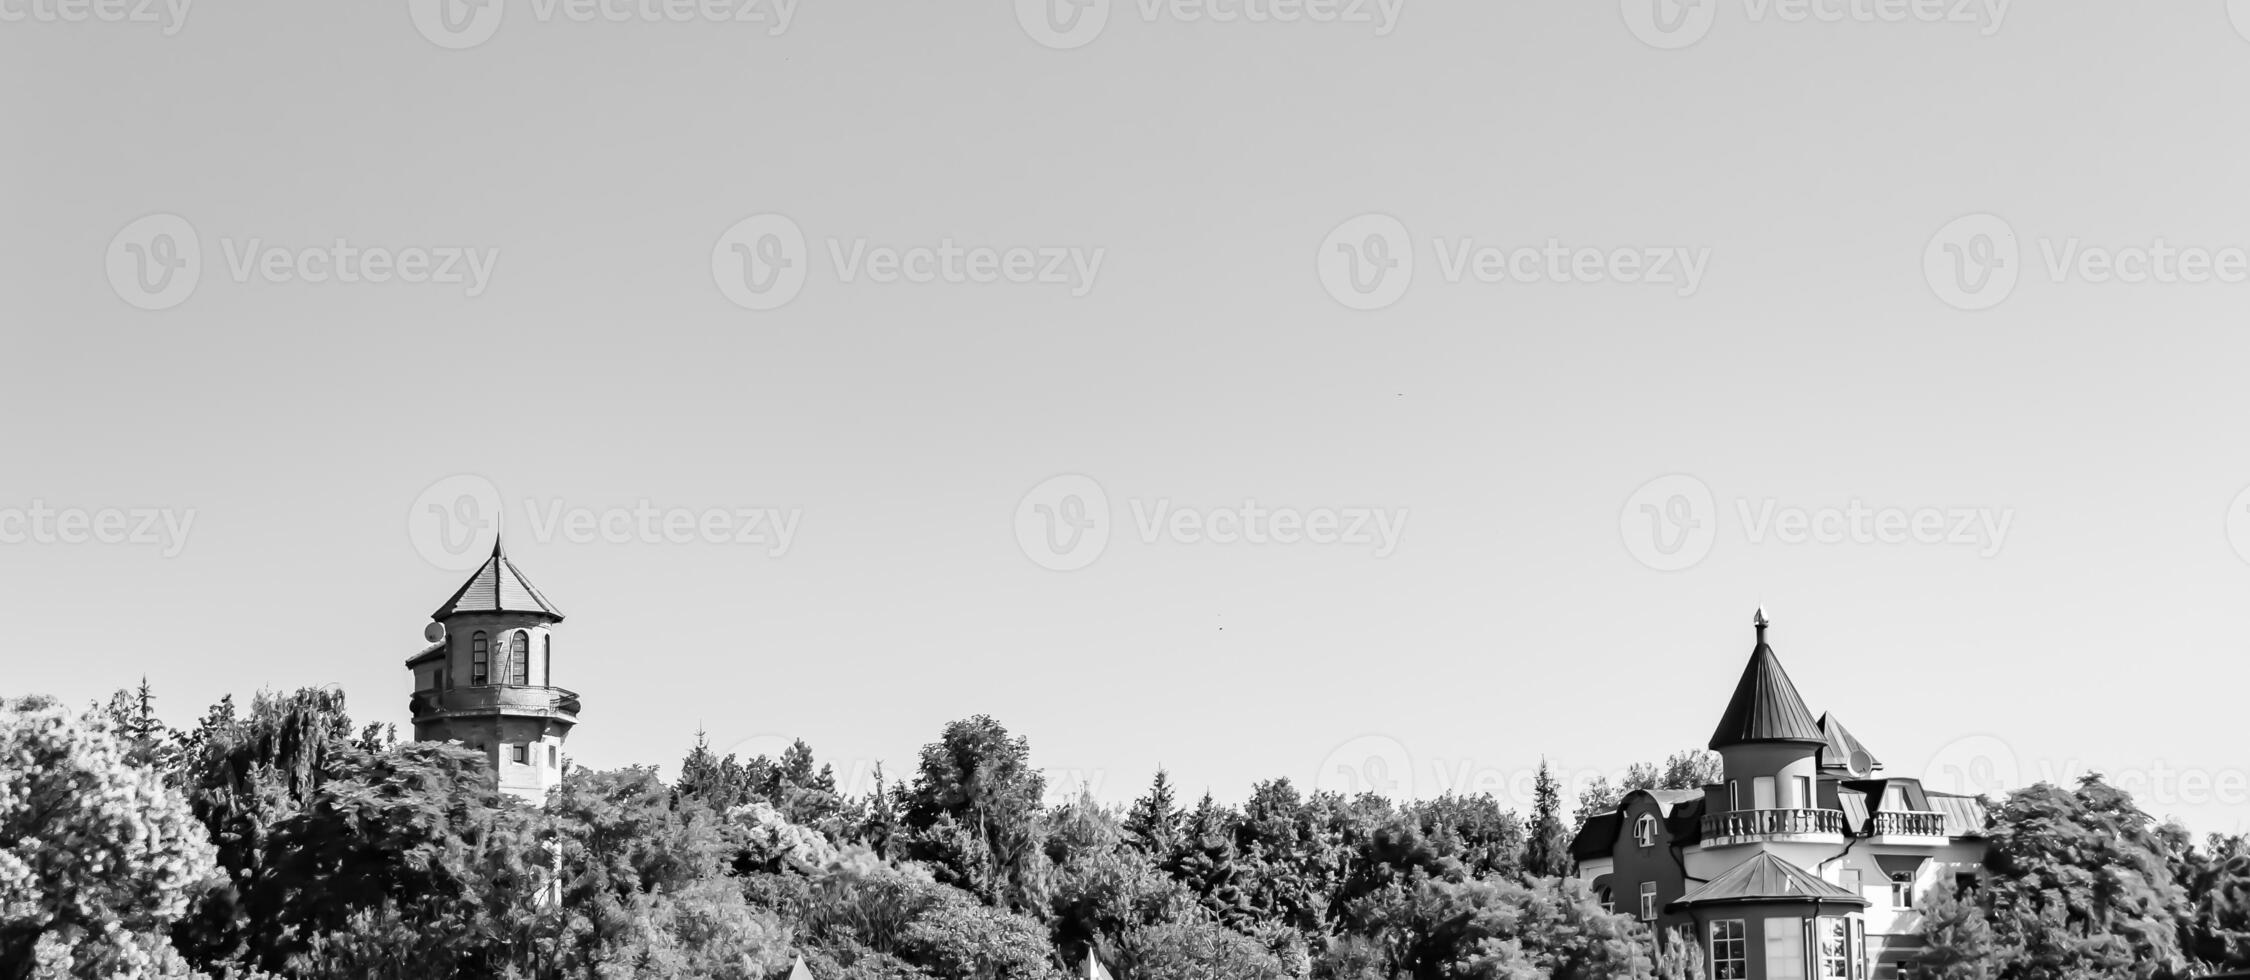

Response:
(431, 537), (565, 621)
(1707, 610), (1823, 750)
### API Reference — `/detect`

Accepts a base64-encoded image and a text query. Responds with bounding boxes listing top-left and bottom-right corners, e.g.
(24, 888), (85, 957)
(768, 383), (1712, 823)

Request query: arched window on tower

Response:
(471, 632), (489, 685)
(542, 634), (552, 687)
(509, 631), (530, 685)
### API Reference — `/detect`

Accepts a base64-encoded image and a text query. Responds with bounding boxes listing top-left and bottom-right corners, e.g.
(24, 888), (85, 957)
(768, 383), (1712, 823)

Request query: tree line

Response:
(3, 684), (2248, 979)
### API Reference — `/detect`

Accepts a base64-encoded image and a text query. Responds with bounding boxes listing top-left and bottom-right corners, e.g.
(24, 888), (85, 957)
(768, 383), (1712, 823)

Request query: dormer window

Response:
(1635, 813), (1658, 847)
(471, 632), (489, 685)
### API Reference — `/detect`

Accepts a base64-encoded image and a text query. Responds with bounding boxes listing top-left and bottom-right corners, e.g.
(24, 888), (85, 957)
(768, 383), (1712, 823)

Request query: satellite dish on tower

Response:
(424, 622), (448, 644)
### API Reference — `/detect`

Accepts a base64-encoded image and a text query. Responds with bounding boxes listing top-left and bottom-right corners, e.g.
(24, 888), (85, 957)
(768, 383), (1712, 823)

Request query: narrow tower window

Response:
(509, 631), (530, 685)
(471, 632), (489, 685)
(543, 634), (552, 687)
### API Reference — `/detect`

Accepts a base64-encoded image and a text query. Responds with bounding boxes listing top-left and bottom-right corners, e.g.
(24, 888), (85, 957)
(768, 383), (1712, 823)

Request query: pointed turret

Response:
(1707, 609), (1824, 750)
(432, 535), (565, 622)
(1816, 712), (1882, 776)
(409, 538), (578, 803)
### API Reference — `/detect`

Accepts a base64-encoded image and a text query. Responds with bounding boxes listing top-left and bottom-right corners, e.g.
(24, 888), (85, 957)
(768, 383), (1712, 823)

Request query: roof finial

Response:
(492, 532), (506, 560)
(1754, 606), (1769, 642)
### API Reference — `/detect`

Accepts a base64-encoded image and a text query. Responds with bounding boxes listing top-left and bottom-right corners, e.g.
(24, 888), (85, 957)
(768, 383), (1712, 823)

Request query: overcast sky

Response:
(5, 1), (2250, 833)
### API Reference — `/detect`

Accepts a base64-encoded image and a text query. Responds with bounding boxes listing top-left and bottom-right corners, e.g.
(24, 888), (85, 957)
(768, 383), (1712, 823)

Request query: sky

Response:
(5, 0), (2250, 834)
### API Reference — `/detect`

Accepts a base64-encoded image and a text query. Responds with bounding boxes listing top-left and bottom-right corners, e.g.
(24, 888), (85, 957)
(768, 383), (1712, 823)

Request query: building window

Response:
(548, 744), (558, 767)
(543, 635), (552, 686)
(1639, 881), (1657, 920)
(508, 631), (530, 685)
(1841, 868), (1863, 898)
(471, 632), (489, 685)
(1597, 886), (1614, 913)
(1729, 780), (1740, 811)
(1710, 919), (1747, 980)
(1765, 916), (1806, 980)
(1954, 872), (1979, 898)
(512, 744), (529, 765)
(1852, 918), (1867, 980)
(1890, 871), (1915, 909)
(1635, 814), (1658, 847)
(1795, 775), (1814, 808)
(1753, 776), (1776, 810)
(1819, 917), (1850, 980)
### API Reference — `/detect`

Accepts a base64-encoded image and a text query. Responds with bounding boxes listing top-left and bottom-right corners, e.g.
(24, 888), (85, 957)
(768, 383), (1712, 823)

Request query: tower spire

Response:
(1754, 606), (1768, 643)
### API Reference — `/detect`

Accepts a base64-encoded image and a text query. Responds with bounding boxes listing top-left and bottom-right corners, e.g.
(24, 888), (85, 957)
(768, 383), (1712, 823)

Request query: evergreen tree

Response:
(1123, 769), (1183, 863)
(1524, 759), (1573, 878)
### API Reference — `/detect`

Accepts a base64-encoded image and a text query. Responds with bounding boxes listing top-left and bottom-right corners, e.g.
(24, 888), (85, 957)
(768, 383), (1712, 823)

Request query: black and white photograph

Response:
(5, 2), (2250, 978)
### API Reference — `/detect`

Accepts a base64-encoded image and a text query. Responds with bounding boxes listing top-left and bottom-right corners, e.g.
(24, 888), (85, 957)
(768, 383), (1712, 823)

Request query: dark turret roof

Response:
(431, 537), (565, 622)
(1817, 712), (1882, 773)
(1708, 610), (1825, 750)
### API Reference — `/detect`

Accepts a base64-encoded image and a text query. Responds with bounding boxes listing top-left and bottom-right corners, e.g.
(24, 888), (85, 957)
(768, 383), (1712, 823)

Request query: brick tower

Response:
(405, 538), (579, 802)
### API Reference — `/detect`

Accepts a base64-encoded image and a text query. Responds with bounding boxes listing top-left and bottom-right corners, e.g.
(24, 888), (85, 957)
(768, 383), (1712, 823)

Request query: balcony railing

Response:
(409, 684), (582, 721)
(1870, 810), (1947, 837)
(1701, 808), (1846, 841)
